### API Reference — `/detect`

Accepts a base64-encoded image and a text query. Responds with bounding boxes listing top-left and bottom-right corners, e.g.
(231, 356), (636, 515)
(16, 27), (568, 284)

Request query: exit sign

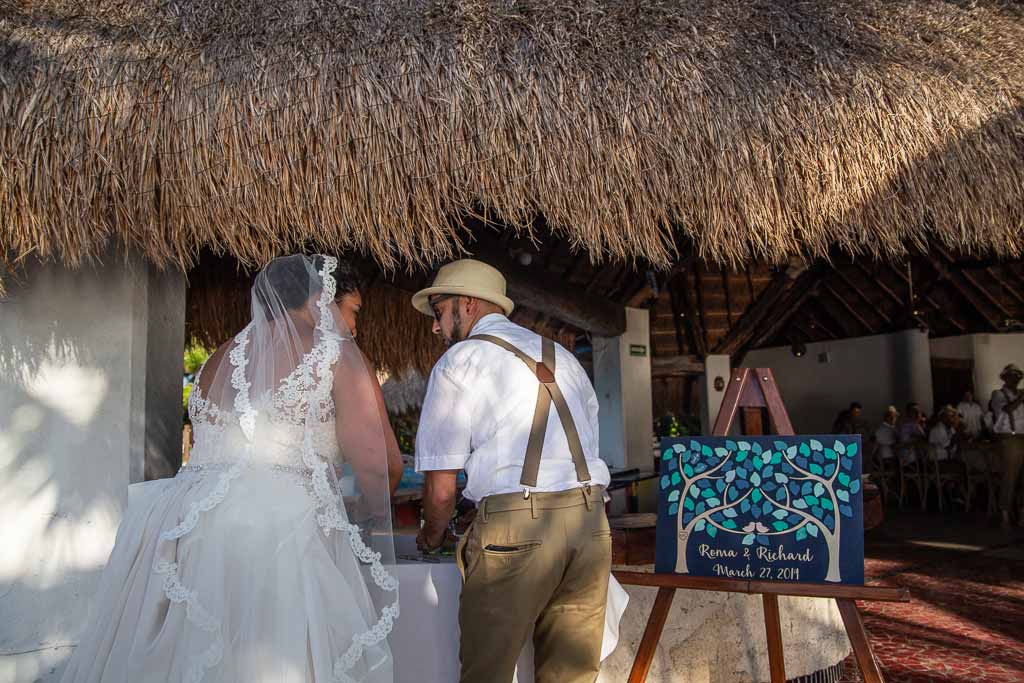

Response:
(629, 344), (648, 357)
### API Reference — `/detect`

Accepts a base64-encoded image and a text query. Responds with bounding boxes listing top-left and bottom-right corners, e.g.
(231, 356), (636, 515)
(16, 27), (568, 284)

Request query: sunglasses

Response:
(429, 294), (457, 322)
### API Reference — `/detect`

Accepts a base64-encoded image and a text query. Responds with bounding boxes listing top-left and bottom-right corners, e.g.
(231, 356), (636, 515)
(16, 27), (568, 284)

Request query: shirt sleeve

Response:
(585, 382), (601, 462)
(991, 390), (1008, 415)
(415, 363), (474, 472)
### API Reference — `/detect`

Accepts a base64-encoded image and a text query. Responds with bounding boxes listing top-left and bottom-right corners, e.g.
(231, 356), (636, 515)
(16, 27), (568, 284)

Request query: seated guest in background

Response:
(875, 406), (900, 460)
(899, 403), (926, 462)
(991, 364), (1024, 527)
(957, 390), (984, 439)
(832, 402), (864, 434)
(928, 405), (960, 461)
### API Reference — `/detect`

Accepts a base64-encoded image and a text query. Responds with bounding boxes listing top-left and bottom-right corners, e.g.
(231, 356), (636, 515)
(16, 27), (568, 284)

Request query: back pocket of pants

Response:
(483, 541), (541, 556)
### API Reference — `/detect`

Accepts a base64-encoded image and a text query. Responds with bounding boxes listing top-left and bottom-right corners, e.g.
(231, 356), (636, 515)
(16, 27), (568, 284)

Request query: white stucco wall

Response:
(699, 355), (731, 433)
(931, 332), (1024, 406)
(594, 307), (654, 471)
(0, 252), (184, 682)
(742, 330), (934, 433)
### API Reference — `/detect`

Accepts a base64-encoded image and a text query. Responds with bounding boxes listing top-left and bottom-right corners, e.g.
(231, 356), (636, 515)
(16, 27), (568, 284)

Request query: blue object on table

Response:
(398, 465), (466, 489)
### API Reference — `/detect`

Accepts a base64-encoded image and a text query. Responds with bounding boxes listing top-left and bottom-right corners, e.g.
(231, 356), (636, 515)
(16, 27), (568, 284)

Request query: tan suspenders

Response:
(467, 335), (592, 492)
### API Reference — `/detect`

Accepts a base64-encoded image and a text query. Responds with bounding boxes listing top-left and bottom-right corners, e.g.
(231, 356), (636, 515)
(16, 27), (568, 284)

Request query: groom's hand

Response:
(416, 525), (450, 553)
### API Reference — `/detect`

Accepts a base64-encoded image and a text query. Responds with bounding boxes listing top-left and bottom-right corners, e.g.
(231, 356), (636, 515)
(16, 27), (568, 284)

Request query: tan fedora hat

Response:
(412, 259), (515, 317)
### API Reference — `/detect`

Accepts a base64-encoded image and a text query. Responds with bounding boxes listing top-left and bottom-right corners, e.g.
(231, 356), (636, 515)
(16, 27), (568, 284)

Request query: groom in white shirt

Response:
(411, 259), (612, 683)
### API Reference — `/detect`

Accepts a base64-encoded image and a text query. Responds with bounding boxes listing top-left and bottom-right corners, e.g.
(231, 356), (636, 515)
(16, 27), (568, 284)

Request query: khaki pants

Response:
(998, 435), (1024, 514)
(457, 486), (611, 683)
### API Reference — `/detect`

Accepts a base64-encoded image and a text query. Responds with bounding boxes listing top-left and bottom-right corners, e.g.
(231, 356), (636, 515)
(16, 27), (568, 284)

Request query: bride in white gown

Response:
(61, 255), (403, 683)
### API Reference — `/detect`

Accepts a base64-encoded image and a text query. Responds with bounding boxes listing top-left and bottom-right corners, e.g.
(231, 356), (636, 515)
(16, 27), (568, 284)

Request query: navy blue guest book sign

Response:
(655, 436), (864, 585)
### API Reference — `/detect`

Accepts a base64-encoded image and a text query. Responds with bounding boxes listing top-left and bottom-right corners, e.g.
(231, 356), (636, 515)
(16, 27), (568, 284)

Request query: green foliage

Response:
(184, 341), (212, 375)
(392, 414), (419, 454)
(654, 412), (700, 438)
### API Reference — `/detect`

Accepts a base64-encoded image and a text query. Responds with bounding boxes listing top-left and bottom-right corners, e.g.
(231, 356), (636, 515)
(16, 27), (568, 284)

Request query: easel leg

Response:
(762, 594), (787, 683)
(627, 587), (676, 683)
(836, 598), (885, 683)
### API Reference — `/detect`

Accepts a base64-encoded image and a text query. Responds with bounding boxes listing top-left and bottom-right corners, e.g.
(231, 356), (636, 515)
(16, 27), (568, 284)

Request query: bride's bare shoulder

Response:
(194, 341), (233, 390)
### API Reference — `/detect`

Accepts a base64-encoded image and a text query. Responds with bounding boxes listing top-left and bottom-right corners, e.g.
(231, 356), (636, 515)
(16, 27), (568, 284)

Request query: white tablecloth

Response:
(390, 536), (628, 683)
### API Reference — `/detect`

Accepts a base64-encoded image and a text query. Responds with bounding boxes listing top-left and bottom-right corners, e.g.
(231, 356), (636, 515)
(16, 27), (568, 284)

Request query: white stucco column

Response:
(700, 355), (731, 434)
(0, 250), (185, 682)
(593, 307), (654, 471)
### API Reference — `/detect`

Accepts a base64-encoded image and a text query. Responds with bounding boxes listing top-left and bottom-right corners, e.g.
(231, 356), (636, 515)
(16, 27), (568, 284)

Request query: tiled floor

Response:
(838, 511), (1024, 683)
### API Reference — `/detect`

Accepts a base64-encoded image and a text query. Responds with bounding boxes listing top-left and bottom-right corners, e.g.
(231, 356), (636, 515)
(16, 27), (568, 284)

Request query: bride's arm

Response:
(368, 360), (405, 493)
(332, 345), (404, 506)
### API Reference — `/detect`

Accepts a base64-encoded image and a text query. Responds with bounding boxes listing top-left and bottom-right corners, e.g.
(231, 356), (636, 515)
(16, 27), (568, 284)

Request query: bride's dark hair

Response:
(255, 255), (363, 318)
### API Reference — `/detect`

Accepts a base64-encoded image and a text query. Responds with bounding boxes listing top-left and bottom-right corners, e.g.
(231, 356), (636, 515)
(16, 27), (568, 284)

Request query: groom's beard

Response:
(445, 308), (465, 346)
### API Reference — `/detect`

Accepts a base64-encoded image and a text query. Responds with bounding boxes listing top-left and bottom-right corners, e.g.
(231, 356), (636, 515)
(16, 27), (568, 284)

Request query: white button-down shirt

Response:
(928, 422), (956, 461)
(991, 388), (1024, 435)
(956, 401), (984, 437)
(415, 314), (611, 502)
(874, 422), (898, 460)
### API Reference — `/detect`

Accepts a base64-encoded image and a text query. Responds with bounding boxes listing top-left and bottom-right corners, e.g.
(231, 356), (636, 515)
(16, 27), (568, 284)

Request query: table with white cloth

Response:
(389, 537), (850, 683)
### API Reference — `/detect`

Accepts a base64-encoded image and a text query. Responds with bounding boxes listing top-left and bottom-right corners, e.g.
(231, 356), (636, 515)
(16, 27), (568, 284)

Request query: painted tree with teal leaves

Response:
(661, 438), (860, 582)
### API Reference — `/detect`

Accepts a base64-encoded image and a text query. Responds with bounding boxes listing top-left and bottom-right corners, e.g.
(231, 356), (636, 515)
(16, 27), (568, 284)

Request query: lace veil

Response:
(181, 254), (398, 682)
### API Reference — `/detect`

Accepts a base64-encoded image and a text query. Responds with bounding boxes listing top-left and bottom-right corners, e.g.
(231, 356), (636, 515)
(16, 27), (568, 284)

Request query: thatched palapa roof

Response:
(1, 0), (1023, 286)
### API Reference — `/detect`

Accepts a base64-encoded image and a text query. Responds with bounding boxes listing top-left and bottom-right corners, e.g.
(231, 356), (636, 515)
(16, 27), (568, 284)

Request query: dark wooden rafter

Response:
(674, 266), (708, 358)
(712, 264), (808, 357)
(918, 251), (1001, 331)
(790, 318), (817, 342)
(745, 269), (826, 351)
(722, 268), (734, 328)
(806, 296), (849, 339)
(986, 267), (1024, 308)
(831, 266), (893, 327)
(694, 262), (711, 353)
(668, 277), (687, 355)
(821, 281), (876, 335)
(651, 355), (706, 377)
(937, 251), (1013, 320)
(859, 260), (967, 334)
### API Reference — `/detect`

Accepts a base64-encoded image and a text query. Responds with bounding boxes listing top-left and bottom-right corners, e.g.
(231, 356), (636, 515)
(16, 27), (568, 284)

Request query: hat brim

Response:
(411, 284), (515, 317)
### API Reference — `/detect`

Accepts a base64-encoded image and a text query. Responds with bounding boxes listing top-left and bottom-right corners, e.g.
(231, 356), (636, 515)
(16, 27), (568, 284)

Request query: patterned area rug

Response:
(837, 520), (1024, 683)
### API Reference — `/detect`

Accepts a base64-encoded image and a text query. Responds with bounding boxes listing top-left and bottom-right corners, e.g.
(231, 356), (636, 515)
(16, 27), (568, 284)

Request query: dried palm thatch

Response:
(187, 263), (575, 376)
(2, 0), (1023, 295)
(357, 281), (448, 376)
(186, 261), (447, 375)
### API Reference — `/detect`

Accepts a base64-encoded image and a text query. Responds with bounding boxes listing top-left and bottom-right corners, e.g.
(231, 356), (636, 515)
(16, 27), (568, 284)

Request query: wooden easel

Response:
(613, 368), (910, 683)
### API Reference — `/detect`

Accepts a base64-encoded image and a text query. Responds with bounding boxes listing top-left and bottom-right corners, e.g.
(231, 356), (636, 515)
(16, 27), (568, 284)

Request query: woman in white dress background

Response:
(61, 255), (403, 683)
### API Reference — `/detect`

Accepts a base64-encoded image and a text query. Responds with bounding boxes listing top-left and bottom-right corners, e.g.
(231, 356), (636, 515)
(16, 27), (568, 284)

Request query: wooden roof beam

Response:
(675, 269), (708, 358)
(802, 300), (841, 340)
(821, 281), (876, 335)
(694, 262), (711, 353)
(651, 355), (706, 377)
(713, 263), (808, 356)
(879, 261), (968, 334)
(919, 252), (1001, 332)
(831, 267), (893, 327)
(744, 270), (825, 351)
(986, 267), (1024, 308)
(668, 279), (687, 355)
